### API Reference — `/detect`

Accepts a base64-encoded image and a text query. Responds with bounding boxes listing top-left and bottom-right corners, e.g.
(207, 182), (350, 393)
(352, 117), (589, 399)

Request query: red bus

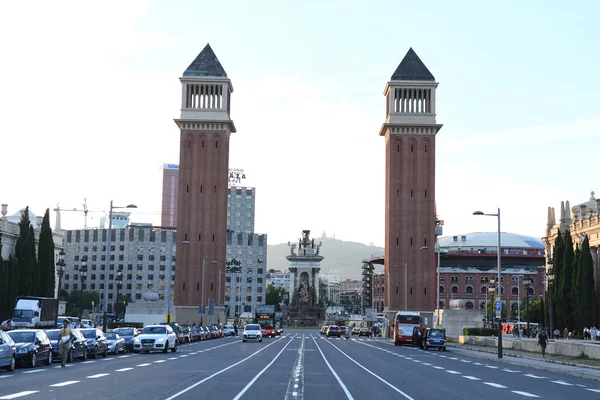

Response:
(394, 311), (423, 346)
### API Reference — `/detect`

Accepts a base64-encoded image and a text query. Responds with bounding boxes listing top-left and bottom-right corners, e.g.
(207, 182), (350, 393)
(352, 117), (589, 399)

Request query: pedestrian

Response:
(58, 319), (75, 367)
(537, 329), (548, 358)
(554, 328), (559, 340)
(563, 327), (569, 340)
(6, 319), (12, 331)
(234, 323), (238, 336)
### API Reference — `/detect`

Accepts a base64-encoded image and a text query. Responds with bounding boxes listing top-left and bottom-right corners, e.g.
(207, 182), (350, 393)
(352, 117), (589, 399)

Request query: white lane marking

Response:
(87, 373), (110, 379)
(118, 355), (130, 358)
(551, 380), (573, 386)
(511, 391), (539, 398)
(502, 368), (520, 373)
(323, 339), (414, 400)
(136, 363), (152, 367)
(0, 376), (8, 379)
(168, 357), (178, 360)
(116, 367), (134, 372)
(485, 365), (499, 369)
(459, 359), (471, 363)
(0, 391), (39, 399)
(576, 384), (587, 388)
(50, 380), (80, 387)
(421, 363), (431, 366)
(445, 370), (460, 375)
(449, 357), (458, 360)
(463, 376), (480, 380)
(524, 373), (546, 379)
(233, 339), (296, 400)
(164, 334), (292, 400)
(586, 388), (600, 393)
(309, 336), (352, 400)
(82, 361), (95, 364)
(179, 355), (188, 358)
(433, 366), (444, 370)
(154, 360), (167, 363)
(22, 370), (45, 374)
(473, 362), (482, 365)
(484, 382), (507, 389)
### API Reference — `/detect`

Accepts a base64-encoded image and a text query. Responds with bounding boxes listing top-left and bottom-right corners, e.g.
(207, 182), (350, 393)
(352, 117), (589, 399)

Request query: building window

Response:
(480, 286), (487, 294)
(465, 276), (473, 284)
(451, 286), (458, 294)
(439, 286), (445, 294)
(451, 276), (458, 283)
(511, 286), (518, 295)
(465, 286), (473, 294)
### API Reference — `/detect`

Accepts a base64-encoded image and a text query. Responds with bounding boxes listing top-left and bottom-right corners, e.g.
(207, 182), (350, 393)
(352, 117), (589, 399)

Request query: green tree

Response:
(571, 244), (582, 333)
(552, 230), (565, 329)
(0, 237), (8, 321)
(580, 236), (598, 327)
(558, 230), (574, 329)
(15, 207), (38, 296)
(37, 209), (56, 297)
(266, 284), (289, 305)
(7, 255), (21, 315)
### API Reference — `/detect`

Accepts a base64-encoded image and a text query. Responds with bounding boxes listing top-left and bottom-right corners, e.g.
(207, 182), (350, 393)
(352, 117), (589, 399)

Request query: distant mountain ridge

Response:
(267, 234), (384, 281)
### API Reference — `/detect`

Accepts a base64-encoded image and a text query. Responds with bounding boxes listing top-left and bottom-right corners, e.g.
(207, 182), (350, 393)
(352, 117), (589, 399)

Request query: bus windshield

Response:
(396, 315), (420, 324)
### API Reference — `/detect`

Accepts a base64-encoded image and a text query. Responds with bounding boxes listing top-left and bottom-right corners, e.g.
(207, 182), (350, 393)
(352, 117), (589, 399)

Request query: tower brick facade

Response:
(174, 44), (236, 324)
(380, 48), (442, 313)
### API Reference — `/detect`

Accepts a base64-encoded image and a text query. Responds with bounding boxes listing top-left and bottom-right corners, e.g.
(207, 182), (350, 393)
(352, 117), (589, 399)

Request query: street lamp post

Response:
(473, 208), (502, 358)
(79, 256), (88, 321)
(524, 274), (533, 337)
(103, 201), (137, 333)
(115, 267), (123, 321)
(55, 250), (66, 326)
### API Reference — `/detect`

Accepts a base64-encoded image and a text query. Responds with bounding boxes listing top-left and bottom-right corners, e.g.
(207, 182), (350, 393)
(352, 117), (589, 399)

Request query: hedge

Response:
(107, 322), (144, 329)
(462, 327), (497, 336)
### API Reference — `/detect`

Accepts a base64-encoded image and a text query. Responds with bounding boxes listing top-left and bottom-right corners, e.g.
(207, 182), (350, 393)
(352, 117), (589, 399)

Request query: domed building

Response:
(438, 232), (545, 316)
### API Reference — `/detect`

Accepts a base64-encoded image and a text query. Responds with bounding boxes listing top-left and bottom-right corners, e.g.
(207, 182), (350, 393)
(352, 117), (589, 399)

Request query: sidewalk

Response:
(448, 339), (600, 381)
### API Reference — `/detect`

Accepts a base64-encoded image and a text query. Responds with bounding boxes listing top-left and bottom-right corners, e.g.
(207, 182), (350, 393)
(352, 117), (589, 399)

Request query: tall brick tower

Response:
(379, 48), (442, 315)
(174, 44), (236, 324)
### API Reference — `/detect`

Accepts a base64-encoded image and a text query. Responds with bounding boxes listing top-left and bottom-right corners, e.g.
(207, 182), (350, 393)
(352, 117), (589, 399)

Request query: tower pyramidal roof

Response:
(391, 48), (435, 81)
(183, 44), (228, 78)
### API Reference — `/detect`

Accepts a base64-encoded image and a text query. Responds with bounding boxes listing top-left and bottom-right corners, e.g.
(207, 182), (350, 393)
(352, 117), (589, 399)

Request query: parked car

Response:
(181, 326), (192, 343)
(242, 324), (262, 343)
(0, 331), (16, 371)
(46, 329), (87, 362)
(6, 329), (53, 367)
(200, 327), (209, 341)
(358, 327), (370, 336)
(160, 322), (184, 344)
(79, 328), (109, 359)
(423, 328), (447, 351)
(223, 325), (234, 336)
(134, 325), (177, 353)
(352, 326), (360, 335)
(209, 323), (223, 338)
(105, 332), (126, 354)
(112, 327), (139, 352)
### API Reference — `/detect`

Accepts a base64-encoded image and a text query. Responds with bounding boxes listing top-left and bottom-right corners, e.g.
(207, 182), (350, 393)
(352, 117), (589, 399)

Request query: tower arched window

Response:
(511, 286), (518, 295)
(451, 286), (458, 294)
(465, 286), (473, 294)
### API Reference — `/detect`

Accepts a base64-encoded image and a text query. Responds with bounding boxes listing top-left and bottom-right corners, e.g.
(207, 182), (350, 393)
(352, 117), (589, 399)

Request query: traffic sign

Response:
(495, 299), (501, 318)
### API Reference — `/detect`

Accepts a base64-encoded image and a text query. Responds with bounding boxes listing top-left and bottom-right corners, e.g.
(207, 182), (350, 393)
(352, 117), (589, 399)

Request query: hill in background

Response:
(267, 232), (384, 281)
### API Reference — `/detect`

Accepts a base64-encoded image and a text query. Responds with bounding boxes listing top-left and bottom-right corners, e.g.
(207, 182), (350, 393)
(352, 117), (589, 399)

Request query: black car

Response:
(112, 327), (139, 352)
(7, 329), (53, 367)
(79, 328), (108, 359)
(46, 329), (88, 362)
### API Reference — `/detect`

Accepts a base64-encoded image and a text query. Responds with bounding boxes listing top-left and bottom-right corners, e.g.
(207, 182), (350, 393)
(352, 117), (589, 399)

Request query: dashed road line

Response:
(511, 391), (539, 397)
(87, 373), (110, 379)
(484, 382), (507, 389)
(116, 367), (134, 372)
(485, 365), (499, 369)
(284, 335), (306, 400)
(50, 380), (79, 387)
(82, 361), (95, 364)
(154, 360), (167, 363)
(463, 376), (480, 380)
(136, 363), (152, 367)
(524, 373), (546, 379)
(586, 388), (600, 393)
(445, 370), (460, 374)
(551, 380), (573, 386)
(0, 391), (39, 399)
(502, 368), (520, 373)
(22, 370), (45, 374)
(432, 366), (444, 370)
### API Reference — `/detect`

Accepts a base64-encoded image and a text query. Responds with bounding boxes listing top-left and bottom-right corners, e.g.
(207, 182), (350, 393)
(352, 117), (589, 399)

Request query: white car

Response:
(133, 325), (178, 353)
(242, 324), (262, 342)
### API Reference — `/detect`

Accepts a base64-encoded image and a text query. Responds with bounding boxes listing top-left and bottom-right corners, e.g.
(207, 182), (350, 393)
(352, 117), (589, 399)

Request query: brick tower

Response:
(379, 48), (442, 315)
(174, 44), (236, 324)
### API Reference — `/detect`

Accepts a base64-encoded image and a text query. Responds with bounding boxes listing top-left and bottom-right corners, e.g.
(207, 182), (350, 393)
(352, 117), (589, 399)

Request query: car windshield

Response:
(7, 331), (35, 343)
(143, 327), (166, 334)
(429, 329), (445, 338)
(46, 330), (60, 340)
(245, 325), (260, 331)
(105, 333), (117, 340)
(81, 330), (97, 339)
(115, 328), (133, 336)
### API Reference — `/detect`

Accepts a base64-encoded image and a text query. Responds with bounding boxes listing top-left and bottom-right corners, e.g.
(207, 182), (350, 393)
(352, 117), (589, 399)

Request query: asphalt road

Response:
(1, 329), (600, 400)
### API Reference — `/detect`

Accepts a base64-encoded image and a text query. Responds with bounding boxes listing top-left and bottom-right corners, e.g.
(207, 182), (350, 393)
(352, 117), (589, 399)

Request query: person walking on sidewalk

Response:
(538, 329), (548, 359)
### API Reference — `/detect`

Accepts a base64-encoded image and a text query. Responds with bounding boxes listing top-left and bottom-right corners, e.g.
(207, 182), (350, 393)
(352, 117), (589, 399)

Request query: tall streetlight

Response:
(103, 201), (137, 333)
(79, 256), (88, 321)
(55, 250), (66, 326)
(421, 240), (442, 328)
(473, 208), (502, 358)
(524, 273), (533, 337)
(115, 267), (123, 321)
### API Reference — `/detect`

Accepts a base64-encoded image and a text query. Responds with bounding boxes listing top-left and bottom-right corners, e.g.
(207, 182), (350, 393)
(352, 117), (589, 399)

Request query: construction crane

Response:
(54, 198), (89, 229)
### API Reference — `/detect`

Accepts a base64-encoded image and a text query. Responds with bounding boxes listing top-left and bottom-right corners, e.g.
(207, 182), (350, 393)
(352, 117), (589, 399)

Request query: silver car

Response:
(105, 332), (126, 354)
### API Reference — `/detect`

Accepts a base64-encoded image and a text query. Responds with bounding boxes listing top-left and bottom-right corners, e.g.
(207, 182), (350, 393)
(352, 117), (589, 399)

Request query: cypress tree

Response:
(571, 244), (582, 332)
(38, 209), (56, 297)
(560, 231), (575, 329)
(552, 230), (565, 329)
(580, 236), (597, 327)
(0, 237), (8, 321)
(7, 255), (20, 312)
(15, 207), (36, 296)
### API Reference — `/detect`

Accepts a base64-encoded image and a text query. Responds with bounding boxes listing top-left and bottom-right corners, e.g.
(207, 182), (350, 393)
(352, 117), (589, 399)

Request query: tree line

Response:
(548, 229), (598, 333)
(0, 207), (56, 321)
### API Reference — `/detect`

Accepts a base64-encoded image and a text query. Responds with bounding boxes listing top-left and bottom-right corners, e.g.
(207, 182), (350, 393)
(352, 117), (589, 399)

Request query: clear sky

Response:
(1, 0), (598, 247)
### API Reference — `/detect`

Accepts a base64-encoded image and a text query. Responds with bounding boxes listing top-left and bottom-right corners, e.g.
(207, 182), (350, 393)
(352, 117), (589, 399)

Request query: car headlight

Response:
(17, 346), (31, 354)
(134, 338), (140, 343)
(157, 337), (165, 342)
